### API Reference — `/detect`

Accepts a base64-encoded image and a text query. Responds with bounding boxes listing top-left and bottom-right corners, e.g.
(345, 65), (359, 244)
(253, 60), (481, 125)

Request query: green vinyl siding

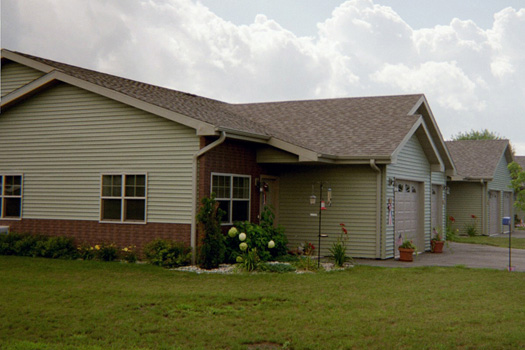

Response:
(1, 62), (44, 97)
(487, 155), (514, 233)
(447, 182), (483, 235)
(277, 165), (378, 258)
(386, 134), (431, 256)
(0, 83), (199, 223)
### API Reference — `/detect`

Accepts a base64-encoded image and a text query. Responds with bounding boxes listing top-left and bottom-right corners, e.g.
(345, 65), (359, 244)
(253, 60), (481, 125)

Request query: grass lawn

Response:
(450, 235), (525, 249)
(1, 256), (525, 350)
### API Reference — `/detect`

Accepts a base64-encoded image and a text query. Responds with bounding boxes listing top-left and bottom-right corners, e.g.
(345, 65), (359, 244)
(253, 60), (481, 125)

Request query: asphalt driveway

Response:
(354, 232), (525, 272)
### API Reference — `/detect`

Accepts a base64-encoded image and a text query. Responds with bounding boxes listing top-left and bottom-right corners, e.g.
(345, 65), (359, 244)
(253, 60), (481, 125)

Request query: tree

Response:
(197, 194), (226, 269)
(452, 129), (502, 140)
(508, 162), (525, 213)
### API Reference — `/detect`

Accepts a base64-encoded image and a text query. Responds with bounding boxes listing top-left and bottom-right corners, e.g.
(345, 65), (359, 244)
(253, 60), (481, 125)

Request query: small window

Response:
(1, 175), (23, 219)
(411, 186), (417, 193)
(101, 174), (146, 223)
(405, 184), (410, 193)
(398, 184), (404, 192)
(212, 173), (250, 224)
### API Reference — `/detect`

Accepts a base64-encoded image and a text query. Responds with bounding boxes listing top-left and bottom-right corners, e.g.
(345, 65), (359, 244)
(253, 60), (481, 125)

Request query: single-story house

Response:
(1, 49), (456, 259)
(446, 140), (514, 235)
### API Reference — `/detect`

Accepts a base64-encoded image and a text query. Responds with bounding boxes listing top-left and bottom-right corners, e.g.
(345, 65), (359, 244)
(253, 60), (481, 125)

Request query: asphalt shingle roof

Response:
(7, 50), (424, 158)
(515, 156), (525, 170)
(445, 140), (510, 179)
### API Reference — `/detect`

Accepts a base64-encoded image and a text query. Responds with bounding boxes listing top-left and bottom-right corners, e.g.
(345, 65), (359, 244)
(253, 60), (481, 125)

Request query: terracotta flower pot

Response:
(398, 247), (414, 262)
(431, 240), (444, 253)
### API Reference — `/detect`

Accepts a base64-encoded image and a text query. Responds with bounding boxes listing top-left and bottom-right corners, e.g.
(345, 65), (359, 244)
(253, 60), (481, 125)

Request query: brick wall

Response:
(198, 137), (276, 227)
(1, 218), (190, 253)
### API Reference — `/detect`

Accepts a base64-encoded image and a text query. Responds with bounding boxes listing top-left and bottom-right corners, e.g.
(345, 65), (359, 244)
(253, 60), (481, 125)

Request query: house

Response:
(513, 156), (525, 223)
(1, 49), (456, 259)
(445, 140), (514, 235)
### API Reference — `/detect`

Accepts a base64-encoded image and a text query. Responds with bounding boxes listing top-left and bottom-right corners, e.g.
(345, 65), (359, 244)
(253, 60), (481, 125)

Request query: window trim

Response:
(99, 173), (148, 224)
(0, 174), (24, 220)
(211, 172), (251, 225)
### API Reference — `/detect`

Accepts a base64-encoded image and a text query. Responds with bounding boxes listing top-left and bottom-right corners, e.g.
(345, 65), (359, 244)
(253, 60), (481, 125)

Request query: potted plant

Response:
(398, 239), (417, 262)
(431, 228), (445, 253)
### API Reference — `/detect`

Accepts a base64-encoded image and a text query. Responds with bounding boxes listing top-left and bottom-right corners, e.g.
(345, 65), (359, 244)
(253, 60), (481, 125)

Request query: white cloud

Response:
(2, 0), (524, 152)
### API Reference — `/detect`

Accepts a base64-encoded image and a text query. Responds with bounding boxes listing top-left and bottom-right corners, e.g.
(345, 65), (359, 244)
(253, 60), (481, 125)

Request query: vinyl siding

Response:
(447, 182), (483, 235)
(0, 83), (199, 223)
(488, 155), (514, 233)
(1, 61), (45, 97)
(386, 134), (431, 256)
(277, 165), (378, 258)
(432, 171), (447, 232)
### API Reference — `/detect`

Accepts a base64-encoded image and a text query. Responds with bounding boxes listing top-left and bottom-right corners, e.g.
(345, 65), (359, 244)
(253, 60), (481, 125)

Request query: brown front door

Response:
(260, 176), (279, 224)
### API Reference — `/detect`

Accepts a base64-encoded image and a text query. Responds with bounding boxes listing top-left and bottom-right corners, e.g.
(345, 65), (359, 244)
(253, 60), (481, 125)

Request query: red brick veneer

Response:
(1, 218), (190, 253)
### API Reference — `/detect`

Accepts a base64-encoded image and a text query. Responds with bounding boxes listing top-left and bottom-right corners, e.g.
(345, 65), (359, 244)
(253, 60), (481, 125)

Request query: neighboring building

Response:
(513, 156), (525, 223)
(1, 49), (455, 259)
(446, 140), (514, 235)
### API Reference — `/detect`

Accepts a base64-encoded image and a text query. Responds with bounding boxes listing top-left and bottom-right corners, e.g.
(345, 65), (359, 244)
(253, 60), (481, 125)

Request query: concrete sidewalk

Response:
(354, 237), (525, 272)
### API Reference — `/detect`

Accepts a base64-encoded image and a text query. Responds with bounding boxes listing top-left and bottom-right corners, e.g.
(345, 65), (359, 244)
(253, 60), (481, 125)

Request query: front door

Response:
(260, 176), (279, 224)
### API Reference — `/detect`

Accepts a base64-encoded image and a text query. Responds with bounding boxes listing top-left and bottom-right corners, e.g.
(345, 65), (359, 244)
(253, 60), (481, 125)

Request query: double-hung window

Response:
(0, 175), (23, 219)
(101, 174), (146, 223)
(212, 173), (250, 224)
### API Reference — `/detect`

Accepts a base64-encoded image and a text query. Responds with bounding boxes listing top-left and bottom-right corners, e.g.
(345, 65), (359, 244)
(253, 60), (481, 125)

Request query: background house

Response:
(513, 156), (525, 224)
(1, 49), (455, 259)
(446, 140), (514, 235)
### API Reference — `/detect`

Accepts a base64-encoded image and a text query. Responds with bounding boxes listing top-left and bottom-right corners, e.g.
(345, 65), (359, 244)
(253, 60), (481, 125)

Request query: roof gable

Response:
(445, 139), (512, 180)
(1, 49), (454, 168)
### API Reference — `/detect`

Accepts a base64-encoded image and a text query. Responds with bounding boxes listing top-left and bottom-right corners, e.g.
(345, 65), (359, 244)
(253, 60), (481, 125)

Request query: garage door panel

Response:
(395, 180), (421, 257)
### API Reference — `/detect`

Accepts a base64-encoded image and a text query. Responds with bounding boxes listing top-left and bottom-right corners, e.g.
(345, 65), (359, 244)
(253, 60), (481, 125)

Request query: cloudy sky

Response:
(2, 0), (525, 153)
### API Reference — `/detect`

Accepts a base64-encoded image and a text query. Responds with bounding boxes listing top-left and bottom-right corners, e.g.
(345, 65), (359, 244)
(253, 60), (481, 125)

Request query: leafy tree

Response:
(197, 194), (226, 269)
(452, 129), (502, 140)
(508, 162), (525, 213)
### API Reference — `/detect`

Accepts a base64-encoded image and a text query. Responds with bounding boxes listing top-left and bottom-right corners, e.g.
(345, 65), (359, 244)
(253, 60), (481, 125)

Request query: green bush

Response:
(94, 243), (119, 262)
(225, 206), (288, 263)
(144, 239), (191, 268)
(0, 233), (77, 259)
(197, 195), (226, 269)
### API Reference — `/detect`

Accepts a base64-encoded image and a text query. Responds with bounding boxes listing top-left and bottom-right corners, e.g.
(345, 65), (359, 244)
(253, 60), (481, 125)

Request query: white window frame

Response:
(211, 173), (251, 225)
(0, 174), (23, 220)
(99, 173), (147, 224)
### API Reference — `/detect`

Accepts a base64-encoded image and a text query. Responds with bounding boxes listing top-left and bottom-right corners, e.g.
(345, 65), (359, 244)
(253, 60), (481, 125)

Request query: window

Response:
(212, 174), (250, 224)
(101, 174), (146, 222)
(1, 175), (23, 219)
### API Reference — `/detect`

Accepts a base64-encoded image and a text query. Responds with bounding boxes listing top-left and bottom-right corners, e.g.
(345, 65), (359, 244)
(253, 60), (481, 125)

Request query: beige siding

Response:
(277, 165), (379, 258)
(257, 146), (298, 163)
(1, 61), (45, 97)
(447, 182), (483, 235)
(0, 83), (199, 223)
(432, 171), (447, 232)
(387, 134), (431, 256)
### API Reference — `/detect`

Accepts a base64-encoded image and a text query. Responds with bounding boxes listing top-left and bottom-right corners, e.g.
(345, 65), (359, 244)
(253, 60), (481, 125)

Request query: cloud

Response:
(2, 0), (524, 152)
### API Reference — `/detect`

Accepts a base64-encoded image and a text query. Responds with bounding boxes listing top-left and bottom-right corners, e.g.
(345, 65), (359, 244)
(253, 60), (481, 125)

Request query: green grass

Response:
(1, 256), (525, 350)
(450, 235), (525, 249)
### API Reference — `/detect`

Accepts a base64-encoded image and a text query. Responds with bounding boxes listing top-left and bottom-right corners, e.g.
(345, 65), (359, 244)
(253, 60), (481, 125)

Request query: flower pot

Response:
(398, 248), (414, 262)
(431, 240), (444, 253)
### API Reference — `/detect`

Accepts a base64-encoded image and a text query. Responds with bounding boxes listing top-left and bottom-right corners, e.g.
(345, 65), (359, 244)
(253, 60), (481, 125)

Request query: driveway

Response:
(354, 232), (525, 272)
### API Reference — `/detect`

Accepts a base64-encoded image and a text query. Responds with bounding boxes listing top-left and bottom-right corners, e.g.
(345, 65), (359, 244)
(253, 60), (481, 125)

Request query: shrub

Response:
(225, 206), (288, 263)
(144, 239), (191, 268)
(94, 243), (119, 262)
(120, 246), (138, 263)
(197, 195), (226, 269)
(36, 236), (78, 259)
(77, 244), (96, 260)
(0, 233), (26, 255)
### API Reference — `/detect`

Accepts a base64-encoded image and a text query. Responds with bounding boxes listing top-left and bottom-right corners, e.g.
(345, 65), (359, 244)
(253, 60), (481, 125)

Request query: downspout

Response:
(370, 159), (382, 258)
(190, 131), (226, 264)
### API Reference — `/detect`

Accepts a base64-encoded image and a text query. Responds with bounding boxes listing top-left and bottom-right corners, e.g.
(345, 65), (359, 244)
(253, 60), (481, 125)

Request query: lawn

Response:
(1, 256), (524, 350)
(450, 235), (525, 249)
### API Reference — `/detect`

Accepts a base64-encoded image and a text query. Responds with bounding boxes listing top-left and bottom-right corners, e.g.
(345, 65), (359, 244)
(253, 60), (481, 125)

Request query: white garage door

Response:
(489, 191), (500, 235)
(395, 180), (422, 256)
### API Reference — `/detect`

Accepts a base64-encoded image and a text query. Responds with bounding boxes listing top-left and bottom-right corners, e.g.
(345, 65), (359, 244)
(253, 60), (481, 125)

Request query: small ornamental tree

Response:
(508, 161), (525, 214)
(197, 194), (226, 269)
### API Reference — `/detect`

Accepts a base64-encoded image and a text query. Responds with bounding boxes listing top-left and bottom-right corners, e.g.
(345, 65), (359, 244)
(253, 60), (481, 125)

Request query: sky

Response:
(2, 0), (525, 154)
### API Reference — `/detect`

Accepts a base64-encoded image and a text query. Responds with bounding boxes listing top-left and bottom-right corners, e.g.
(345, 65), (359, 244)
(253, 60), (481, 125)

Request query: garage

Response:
(489, 191), (500, 235)
(395, 180), (423, 256)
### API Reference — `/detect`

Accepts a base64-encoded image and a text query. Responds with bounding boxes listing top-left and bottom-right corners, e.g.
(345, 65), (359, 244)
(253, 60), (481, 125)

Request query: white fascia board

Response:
(1, 49), (55, 73)
(1, 71), (59, 108)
